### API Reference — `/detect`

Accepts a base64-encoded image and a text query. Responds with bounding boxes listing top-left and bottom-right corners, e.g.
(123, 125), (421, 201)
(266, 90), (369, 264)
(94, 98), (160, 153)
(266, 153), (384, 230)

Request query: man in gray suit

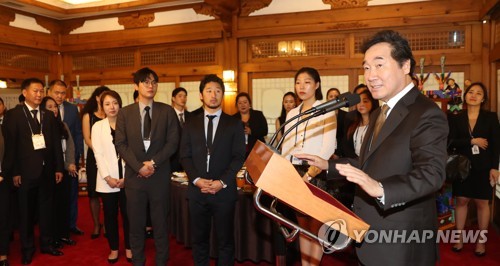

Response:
(297, 30), (448, 265)
(115, 67), (180, 265)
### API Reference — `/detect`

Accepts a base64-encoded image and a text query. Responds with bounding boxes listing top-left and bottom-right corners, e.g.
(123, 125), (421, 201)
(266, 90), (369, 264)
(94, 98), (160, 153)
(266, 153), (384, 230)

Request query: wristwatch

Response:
(219, 180), (227, 188)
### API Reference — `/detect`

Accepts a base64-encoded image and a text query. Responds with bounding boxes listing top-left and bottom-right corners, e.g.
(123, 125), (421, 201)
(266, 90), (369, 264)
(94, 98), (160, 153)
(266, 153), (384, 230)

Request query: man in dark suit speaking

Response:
(296, 30), (448, 265)
(180, 74), (245, 266)
(115, 67), (179, 265)
(3, 78), (65, 264)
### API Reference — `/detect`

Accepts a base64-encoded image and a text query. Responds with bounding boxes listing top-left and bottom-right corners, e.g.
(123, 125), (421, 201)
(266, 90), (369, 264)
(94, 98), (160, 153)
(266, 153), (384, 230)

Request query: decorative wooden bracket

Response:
(323, 0), (369, 9)
(118, 12), (155, 29)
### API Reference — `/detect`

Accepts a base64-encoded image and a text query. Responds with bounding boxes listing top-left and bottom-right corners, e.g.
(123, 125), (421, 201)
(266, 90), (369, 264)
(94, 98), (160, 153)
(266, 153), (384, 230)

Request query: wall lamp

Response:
(222, 70), (237, 93)
(278, 40), (306, 56)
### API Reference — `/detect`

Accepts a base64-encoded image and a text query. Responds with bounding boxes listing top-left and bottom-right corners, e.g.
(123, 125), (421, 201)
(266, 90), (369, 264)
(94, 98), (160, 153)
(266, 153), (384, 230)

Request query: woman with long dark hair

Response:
(42, 96), (77, 246)
(81, 86), (110, 239)
(333, 90), (379, 209)
(275, 92), (298, 145)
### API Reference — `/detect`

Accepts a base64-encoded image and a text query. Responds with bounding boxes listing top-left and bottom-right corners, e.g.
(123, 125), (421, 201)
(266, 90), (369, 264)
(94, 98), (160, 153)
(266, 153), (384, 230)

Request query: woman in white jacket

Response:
(91, 90), (131, 263)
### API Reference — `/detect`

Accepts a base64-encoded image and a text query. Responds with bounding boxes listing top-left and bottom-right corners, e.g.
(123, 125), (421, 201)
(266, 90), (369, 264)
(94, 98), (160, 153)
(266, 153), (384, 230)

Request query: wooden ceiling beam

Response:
(9, 0), (193, 15)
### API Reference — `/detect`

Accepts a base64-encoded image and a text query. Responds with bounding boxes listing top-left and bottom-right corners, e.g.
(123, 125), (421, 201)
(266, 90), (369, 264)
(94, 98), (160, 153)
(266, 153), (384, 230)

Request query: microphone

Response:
(275, 93), (360, 149)
(302, 92), (359, 115)
(314, 92), (360, 115)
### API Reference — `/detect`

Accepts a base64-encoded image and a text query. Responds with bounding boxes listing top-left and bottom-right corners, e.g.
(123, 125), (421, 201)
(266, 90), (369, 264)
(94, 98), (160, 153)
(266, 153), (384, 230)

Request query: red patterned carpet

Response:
(4, 197), (500, 266)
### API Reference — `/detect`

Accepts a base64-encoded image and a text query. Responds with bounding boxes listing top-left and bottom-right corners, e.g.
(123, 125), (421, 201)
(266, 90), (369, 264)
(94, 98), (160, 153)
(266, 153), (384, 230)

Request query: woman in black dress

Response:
(81, 86), (110, 239)
(448, 82), (499, 256)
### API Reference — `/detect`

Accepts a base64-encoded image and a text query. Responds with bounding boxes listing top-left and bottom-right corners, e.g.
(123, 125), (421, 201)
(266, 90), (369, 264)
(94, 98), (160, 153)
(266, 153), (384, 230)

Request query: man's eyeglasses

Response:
(142, 80), (158, 87)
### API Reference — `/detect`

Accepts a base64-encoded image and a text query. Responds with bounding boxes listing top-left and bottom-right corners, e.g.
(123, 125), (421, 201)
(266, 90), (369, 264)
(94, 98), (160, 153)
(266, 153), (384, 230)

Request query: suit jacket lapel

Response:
(22, 105), (40, 134)
(211, 112), (226, 152)
(195, 113), (208, 157)
(361, 87), (418, 166)
(129, 104), (144, 150)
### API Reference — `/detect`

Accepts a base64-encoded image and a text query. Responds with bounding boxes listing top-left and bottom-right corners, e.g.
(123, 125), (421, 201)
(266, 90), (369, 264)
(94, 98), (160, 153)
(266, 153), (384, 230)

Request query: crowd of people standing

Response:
(0, 29), (498, 266)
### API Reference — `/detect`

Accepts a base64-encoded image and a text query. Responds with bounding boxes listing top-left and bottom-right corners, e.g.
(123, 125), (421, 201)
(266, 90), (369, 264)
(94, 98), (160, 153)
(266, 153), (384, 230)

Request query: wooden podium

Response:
(245, 141), (370, 243)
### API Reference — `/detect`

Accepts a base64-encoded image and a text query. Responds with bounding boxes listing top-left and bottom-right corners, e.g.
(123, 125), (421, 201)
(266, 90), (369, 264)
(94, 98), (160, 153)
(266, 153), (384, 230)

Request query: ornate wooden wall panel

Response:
(141, 45), (216, 65)
(0, 44), (51, 81)
(72, 51), (135, 71)
(249, 35), (347, 60)
(353, 27), (467, 54)
(0, 49), (49, 71)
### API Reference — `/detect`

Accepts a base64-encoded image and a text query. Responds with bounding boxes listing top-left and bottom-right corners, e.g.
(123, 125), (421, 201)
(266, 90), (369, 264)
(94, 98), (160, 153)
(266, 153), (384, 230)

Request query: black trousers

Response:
(69, 175), (79, 229)
(53, 171), (71, 239)
(18, 167), (55, 256)
(100, 189), (130, 251)
(189, 197), (236, 266)
(126, 183), (169, 266)
(0, 174), (11, 255)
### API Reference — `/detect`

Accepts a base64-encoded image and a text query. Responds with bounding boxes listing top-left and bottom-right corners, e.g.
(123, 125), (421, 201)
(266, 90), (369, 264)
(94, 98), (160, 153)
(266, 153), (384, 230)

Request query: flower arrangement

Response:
(69, 74), (86, 105)
(434, 55), (452, 91)
(417, 57), (430, 92)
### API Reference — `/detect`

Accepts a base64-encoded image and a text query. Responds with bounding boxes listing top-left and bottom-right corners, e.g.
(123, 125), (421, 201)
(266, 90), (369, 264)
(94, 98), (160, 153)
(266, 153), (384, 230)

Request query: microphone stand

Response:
(269, 93), (351, 147)
(268, 111), (307, 148)
(254, 105), (352, 248)
(275, 106), (333, 151)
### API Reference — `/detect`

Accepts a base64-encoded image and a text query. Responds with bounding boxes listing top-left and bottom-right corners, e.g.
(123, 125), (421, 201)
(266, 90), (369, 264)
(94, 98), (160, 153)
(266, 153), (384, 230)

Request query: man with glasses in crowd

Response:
(115, 67), (179, 266)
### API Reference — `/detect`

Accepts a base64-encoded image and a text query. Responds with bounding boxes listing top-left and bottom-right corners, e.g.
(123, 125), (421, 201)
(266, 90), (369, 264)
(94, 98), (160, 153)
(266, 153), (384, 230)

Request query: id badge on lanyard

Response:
(472, 145), (480, 155)
(32, 134), (46, 150)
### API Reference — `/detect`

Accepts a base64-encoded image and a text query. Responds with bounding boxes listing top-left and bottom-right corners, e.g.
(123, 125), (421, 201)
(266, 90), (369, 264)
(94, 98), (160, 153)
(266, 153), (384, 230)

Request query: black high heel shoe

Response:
(108, 251), (119, 264)
(474, 251), (486, 257)
(91, 224), (102, 239)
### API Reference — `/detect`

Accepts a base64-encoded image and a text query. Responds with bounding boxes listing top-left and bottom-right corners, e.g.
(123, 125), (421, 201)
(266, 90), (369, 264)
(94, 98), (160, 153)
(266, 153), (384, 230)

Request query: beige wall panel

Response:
(60, 21), (223, 52)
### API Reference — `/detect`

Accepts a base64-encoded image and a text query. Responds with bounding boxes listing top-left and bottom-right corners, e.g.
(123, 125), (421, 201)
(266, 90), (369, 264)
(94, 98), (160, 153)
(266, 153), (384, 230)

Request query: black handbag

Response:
(446, 150), (471, 182)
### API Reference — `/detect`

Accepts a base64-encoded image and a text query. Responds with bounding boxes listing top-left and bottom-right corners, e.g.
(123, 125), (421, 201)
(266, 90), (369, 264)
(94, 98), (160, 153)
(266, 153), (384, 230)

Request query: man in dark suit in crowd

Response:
(115, 67), (179, 266)
(171, 87), (190, 125)
(0, 97), (10, 266)
(3, 78), (65, 265)
(170, 87), (190, 172)
(47, 79), (84, 240)
(180, 74), (246, 266)
(296, 30), (448, 265)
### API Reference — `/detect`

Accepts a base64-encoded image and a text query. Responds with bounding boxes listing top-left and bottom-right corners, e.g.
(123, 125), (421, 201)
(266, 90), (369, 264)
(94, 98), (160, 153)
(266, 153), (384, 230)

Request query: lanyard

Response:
(294, 105), (310, 149)
(22, 107), (43, 135)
